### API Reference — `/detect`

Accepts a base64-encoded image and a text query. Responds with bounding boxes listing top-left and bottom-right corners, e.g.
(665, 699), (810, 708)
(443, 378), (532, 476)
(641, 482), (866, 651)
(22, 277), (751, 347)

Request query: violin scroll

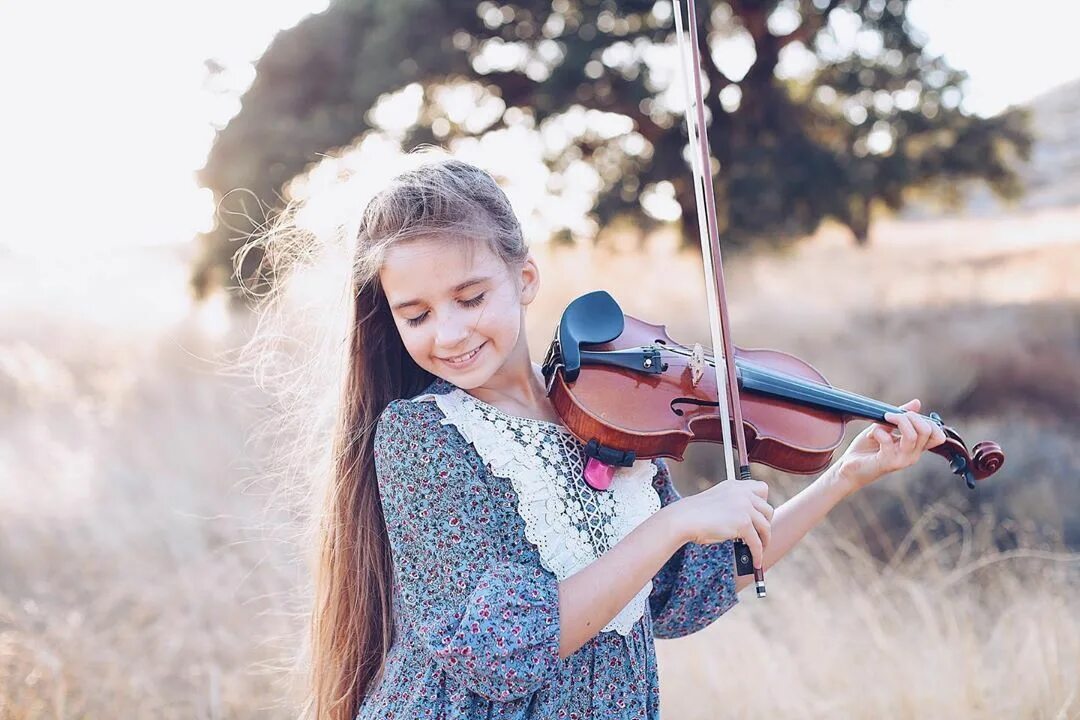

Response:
(927, 412), (1005, 489)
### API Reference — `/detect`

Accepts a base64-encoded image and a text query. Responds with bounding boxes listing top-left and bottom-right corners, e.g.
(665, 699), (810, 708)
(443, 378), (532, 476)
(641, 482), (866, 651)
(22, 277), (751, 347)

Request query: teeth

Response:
(446, 345), (482, 363)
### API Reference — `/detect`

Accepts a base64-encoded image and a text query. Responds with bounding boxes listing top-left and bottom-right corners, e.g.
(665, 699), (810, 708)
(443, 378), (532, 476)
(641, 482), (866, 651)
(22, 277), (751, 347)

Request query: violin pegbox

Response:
(929, 411), (1005, 489)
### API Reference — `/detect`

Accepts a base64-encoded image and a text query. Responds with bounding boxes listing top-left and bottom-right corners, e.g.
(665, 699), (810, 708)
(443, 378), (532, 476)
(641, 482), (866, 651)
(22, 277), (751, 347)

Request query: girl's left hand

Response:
(834, 398), (948, 496)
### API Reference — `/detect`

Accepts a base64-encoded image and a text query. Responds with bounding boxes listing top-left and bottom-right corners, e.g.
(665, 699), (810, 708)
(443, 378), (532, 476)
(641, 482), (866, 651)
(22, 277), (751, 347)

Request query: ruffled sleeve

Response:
(647, 458), (740, 639)
(374, 398), (563, 702)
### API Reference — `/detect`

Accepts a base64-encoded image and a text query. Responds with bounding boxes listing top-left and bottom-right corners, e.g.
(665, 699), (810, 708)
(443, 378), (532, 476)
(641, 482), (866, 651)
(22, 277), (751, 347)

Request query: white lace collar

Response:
(411, 385), (661, 636)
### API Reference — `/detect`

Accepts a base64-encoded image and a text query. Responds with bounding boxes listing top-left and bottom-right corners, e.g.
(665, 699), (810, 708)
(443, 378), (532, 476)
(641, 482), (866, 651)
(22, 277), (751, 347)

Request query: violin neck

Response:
(736, 359), (906, 422)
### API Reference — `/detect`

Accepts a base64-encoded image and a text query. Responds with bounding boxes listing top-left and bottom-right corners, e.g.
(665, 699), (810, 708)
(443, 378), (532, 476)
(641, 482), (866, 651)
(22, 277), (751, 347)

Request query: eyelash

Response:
(405, 293), (486, 327)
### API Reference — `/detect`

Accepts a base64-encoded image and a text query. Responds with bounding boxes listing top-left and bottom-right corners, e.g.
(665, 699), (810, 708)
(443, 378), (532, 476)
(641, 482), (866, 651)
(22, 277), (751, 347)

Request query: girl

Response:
(307, 152), (946, 719)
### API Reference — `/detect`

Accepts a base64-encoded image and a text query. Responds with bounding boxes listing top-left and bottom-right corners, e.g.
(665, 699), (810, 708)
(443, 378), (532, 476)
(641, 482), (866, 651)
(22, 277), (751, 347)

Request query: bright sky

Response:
(906, 0), (1078, 116)
(0, 0), (1075, 261)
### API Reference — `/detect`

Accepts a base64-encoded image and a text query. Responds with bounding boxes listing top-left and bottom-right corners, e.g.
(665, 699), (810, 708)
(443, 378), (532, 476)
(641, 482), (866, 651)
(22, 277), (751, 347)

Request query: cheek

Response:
(396, 324), (429, 361)
(482, 296), (522, 344)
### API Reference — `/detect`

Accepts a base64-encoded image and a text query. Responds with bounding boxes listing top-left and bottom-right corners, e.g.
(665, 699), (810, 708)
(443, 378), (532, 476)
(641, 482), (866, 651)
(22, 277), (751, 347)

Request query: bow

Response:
(672, 0), (767, 597)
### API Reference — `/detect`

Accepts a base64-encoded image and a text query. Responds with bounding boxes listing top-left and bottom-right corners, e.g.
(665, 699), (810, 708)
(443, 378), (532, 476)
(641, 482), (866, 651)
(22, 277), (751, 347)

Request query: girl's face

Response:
(379, 235), (540, 389)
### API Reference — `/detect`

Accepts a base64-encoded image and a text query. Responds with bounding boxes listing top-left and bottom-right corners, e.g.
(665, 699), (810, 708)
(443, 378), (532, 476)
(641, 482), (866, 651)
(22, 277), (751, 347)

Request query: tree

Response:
(192, 0), (1032, 300)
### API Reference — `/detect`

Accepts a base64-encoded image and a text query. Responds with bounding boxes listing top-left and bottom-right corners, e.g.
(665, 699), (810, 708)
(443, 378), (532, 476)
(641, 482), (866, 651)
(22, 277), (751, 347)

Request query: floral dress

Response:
(356, 376), (739, 719)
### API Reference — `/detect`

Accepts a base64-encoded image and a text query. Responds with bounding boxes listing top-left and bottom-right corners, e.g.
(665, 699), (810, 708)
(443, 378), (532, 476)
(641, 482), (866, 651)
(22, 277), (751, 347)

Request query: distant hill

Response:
(902, 77), (1080, 218)
(988, 76), (1080, 211)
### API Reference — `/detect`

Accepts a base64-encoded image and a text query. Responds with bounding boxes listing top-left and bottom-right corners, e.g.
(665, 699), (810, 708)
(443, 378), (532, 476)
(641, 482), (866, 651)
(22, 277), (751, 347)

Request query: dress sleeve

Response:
(647, 457), (740, 639)
(374, 399), (563, 702)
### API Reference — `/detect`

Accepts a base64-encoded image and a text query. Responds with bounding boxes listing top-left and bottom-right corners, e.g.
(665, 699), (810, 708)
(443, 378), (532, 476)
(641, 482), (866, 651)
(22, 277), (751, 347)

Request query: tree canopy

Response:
(192, 0), (1032, 299)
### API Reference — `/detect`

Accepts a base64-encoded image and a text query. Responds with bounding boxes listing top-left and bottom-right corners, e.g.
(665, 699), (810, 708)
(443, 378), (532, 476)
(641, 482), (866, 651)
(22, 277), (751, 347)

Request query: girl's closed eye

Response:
(461, 292), (487, 308)
(404, 292), (486, 327)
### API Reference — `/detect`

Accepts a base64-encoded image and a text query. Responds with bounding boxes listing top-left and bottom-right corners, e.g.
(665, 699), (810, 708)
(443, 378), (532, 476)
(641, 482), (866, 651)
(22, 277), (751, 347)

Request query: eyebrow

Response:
(390, 275), (492, 311)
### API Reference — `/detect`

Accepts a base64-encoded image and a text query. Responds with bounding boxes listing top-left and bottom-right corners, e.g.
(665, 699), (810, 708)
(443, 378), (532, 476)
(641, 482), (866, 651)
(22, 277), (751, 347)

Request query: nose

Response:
(434, 311), (472, 352)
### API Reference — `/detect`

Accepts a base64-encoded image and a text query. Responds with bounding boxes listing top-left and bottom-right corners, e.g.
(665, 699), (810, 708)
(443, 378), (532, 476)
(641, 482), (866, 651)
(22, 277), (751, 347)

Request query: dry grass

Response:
(657, 539), (1080, 719)
(1, 207), (1078, 718)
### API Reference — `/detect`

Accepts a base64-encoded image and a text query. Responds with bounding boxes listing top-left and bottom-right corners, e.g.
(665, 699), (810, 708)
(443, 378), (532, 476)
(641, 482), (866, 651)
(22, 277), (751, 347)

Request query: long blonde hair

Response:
(234, 148), (529, 719)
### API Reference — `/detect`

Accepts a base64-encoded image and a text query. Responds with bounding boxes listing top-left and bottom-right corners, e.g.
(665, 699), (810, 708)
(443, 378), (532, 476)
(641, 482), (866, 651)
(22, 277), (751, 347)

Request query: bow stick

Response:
(673, 0), (767, 597)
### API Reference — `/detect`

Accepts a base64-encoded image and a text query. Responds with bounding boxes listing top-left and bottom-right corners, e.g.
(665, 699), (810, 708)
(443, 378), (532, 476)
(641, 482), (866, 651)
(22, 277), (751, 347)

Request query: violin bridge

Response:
(690, 343), (705, 387)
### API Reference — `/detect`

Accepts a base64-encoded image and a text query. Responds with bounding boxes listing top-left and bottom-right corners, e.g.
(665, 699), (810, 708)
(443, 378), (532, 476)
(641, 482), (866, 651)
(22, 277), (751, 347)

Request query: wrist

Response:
(824, 461), (860, 502)
(655, 501), (691, 551)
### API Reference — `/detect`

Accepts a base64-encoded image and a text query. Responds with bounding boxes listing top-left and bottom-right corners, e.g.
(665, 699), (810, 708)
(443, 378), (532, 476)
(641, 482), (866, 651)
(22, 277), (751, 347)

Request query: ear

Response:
(518, 254), (541, 306)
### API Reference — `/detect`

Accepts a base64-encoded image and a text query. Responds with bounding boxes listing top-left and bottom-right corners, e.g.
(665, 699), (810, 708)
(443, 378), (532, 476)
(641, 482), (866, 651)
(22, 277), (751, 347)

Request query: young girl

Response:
(307, 152), (946, 719)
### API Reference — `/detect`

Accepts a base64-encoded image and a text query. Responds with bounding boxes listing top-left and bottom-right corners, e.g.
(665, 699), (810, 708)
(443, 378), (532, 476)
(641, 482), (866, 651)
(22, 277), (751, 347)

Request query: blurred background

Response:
(1, 0), (1078, 717)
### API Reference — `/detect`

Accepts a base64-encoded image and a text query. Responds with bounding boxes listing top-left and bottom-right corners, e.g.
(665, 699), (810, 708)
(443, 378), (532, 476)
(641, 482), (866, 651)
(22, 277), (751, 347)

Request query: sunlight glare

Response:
(0, 0), (329, 260)
(908, 0), (1079, 116)
(369, 84), (424, 135)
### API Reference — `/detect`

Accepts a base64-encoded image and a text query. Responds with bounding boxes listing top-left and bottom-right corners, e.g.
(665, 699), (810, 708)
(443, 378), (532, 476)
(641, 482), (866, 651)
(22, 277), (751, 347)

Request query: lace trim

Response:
(411, 388), (661, 636)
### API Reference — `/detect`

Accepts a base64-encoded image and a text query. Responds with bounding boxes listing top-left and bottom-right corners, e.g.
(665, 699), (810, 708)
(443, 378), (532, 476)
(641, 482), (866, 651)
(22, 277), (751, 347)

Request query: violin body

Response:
(546, 314), (844, 474)
(542, 291), (1004, 488)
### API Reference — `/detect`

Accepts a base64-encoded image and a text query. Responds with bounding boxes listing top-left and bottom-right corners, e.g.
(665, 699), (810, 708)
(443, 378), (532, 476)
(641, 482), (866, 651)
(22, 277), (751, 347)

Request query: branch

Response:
(597, 76), (668, 146)
(778, 0), (844, 50)
(480, 70), (538, 109)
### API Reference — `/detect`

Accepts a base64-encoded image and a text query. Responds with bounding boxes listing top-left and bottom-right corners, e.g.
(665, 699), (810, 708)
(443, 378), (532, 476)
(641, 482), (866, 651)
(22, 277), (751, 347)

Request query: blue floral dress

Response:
(356, 376), (739, 719)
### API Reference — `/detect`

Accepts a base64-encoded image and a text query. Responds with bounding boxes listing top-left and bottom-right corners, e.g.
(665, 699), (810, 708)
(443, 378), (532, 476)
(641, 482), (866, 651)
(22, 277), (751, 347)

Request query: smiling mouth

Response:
(440, 342), (486, 364)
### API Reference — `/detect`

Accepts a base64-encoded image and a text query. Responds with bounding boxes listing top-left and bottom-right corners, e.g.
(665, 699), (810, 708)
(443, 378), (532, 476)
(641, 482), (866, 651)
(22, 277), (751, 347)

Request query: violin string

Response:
(660, 345), (903, 419)
(666, 345), (894, 416)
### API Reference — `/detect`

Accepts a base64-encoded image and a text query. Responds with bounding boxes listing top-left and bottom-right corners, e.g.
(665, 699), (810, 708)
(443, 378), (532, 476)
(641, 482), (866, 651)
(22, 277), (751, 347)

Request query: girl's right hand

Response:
(674, 479), (773, 569)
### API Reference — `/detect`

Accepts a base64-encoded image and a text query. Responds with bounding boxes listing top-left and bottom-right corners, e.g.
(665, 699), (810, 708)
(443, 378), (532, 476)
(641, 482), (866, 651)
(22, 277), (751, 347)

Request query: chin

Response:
(437, 372), (485, 390)
(426, 363), (485, 389)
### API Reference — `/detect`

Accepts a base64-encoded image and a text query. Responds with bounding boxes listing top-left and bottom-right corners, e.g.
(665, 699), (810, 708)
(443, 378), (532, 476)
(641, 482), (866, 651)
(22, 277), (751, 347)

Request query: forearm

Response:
(734, 463), (852, 594)
(557, 503), (685, 658)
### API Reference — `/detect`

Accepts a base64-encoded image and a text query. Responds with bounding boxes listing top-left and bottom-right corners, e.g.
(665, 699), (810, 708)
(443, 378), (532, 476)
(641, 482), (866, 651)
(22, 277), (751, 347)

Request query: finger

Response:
(911, 414), (935, 453)
(875, 398), (915, 433)
(739, 519), (765, 570)
(872, 427), (892, 450)
(751, 507), (771, 550)
(751, 493), (774, 522)
(928, 424), (947, 449)
(884, 409), (917, 455)
(749, 480), (769, 502)
(880, 398), (919, 426)
(870, 426), (901, 472)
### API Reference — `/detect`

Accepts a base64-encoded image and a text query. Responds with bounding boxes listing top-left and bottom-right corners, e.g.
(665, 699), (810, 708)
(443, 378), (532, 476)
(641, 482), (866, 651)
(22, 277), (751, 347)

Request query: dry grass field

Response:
(1, 205), (1078, 718)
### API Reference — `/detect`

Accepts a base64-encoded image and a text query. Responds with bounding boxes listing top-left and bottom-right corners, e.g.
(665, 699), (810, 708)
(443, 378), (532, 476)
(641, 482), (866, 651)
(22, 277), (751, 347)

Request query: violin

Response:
(542, 290), (1004, 490)
(540, 291), (1005, 591)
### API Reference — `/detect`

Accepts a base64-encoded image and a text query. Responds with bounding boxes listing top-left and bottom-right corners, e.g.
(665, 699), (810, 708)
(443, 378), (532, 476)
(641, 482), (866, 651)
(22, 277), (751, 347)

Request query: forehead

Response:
(379, 236), (505, 301)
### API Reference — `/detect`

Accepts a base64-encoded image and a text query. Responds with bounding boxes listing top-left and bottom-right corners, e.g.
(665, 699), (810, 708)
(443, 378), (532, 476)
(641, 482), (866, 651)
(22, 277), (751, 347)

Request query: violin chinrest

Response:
(556, 290), (624, 381)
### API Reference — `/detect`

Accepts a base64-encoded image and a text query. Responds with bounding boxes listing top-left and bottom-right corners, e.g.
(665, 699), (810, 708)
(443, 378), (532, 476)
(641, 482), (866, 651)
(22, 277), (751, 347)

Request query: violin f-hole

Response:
(670, 397), (720, 416)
